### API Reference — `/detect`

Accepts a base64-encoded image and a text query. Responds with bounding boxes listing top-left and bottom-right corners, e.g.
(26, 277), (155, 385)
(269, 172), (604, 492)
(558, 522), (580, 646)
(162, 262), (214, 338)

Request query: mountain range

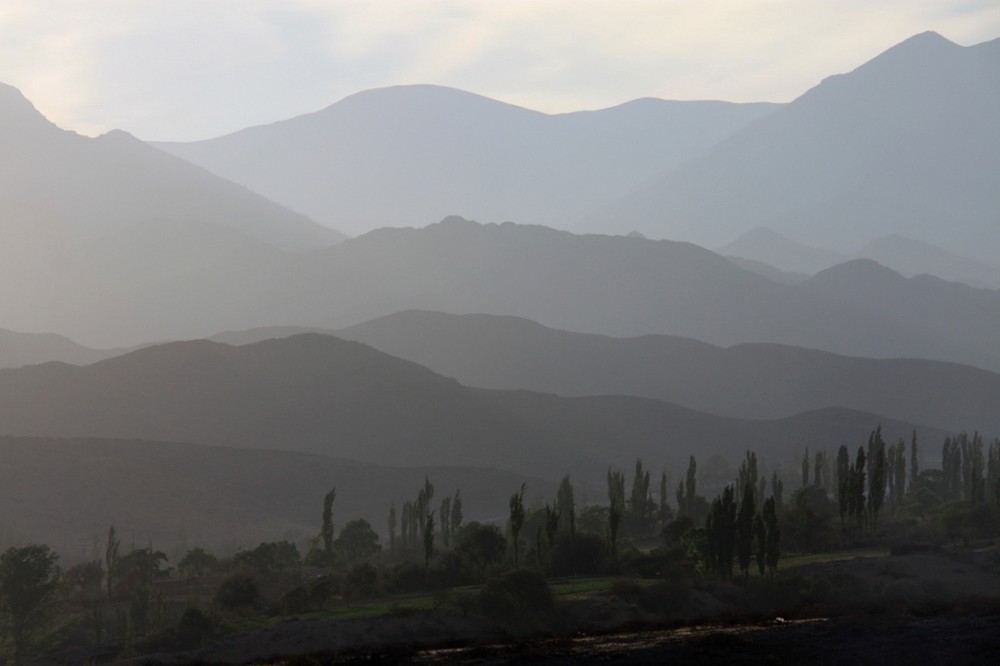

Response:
(2, 215), (998, 372)
(335, 310), (1000, 435)
(719, 228), (1000, 289)
(0, 334), (943, 486)
(584, 32), (1000, 264)
(153, 85), (778, 236)
(0, 82), (343, 253)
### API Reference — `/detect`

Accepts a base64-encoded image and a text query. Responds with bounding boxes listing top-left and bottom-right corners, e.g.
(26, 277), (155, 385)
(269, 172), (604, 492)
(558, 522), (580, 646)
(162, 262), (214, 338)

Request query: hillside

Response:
(153, 85), (777, 235)
(0, 81), (343, 252)
(0, 436), (554, 558)
(0, 335), (947, 486)
(336, 311), (1000, 434)
(586, 33), (1000, 264)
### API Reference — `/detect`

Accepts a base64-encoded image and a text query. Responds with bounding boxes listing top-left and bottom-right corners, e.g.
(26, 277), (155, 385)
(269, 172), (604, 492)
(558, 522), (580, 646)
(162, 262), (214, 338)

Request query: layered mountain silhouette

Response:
(5, 217), (999, 371)
(586, 32), (1000, 263)
(0, 328), (121, 369)
(717, 228), (847, 275)
(0, 334), (944, 485)
(0, 436), (555, 556)
(854, 235), (1000, 289)
(719, 227), (1000, 289)
(333, 311), (1000, 435)
(0, 82), (343, 252)
(153, 85), (778, 235)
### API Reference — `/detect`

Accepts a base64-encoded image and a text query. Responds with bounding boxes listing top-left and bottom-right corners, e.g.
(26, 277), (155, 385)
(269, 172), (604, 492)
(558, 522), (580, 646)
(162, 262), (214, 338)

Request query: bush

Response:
(344, 562), (380, 600)
(478, 569), (557, 634)
(550, 533), (608, 577)
(386, 562), (428, 594)
(174, 606), (216, 647)
(214, 574), (259, 612)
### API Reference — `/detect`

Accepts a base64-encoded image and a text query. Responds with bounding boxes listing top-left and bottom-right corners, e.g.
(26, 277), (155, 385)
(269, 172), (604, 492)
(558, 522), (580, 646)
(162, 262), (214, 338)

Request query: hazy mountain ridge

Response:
(0, 334), (946, 485)
(334, 310), (1000, 435)
(719, 227), (1000, 289)
(0, 81), (344, 252)
(0, 328), (123, 369)
(586, 32), (1000, 263)
(153, 84), (779, 235)
(2, 215), (997, 371)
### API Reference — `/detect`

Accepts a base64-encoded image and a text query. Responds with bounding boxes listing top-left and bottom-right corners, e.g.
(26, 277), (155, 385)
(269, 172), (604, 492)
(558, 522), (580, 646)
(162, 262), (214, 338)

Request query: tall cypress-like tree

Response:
(556, 475), (575, 534)
(607, 469), (626, 557)
(763, 497), (780, 578)
(321, 488), (337, 555)
(659, 471), (671, 524)
(508, 484), (526, 567)
(910, 430), (919, 487)
(685, 456), (697, 516)
(630, 459), (651, 526)
(439, 496), (452, 548)
(387, 503), (397, 552)
(707, 485), (737, 580)
(868, 428), (887, 525)
(423, 512), (435, 567)
(736, 484), (756, 580)
(451, 490), (464, 536)
(105, 526), (119, 600)
(754, 513), (767, 577)
(851, 447), (867, 531)
(801, 448), (810, 488)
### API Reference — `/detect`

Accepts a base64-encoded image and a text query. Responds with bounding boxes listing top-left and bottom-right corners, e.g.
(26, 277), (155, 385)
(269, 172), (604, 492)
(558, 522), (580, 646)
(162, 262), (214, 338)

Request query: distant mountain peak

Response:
(0, 81), (54, 130)
(812, 258), (903, 283)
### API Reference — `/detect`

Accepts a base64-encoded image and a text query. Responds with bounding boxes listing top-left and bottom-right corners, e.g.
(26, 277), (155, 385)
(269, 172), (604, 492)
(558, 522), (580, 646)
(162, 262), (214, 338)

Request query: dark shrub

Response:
(344, 562), (380, 600)
(386, 562), (428, 594)
(550, 533), (608, 577)
(175, 606), (216, 647)
(478, 569), (557, 634)
(214, 574), (259, 611)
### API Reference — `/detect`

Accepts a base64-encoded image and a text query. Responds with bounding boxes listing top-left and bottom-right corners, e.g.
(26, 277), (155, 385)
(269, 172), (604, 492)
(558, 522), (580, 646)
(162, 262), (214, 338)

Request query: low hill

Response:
(0, 436), (554, 559)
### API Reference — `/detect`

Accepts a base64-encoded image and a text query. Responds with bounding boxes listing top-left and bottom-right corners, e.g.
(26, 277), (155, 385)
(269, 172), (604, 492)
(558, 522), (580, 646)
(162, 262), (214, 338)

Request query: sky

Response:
(1, 0), (998, 142)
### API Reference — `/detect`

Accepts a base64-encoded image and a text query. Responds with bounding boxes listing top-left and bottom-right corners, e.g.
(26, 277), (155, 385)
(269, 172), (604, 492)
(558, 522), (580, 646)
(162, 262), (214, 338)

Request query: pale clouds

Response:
(1, 0), (998, 140)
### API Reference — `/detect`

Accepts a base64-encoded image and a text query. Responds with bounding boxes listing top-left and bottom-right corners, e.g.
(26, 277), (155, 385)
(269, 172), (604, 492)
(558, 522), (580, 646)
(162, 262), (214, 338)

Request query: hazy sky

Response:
(2, 0), (998, 141)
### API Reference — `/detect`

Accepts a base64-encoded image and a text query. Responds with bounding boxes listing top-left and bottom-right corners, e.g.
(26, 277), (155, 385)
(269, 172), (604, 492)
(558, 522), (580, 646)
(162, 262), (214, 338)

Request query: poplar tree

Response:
(607, 469), (626, 557)
(736, 484), (756, 580)
(763, 497), (780, 578)
(387, 503), (397, 552)
(321, 488), (337, 555)
(509, 484), (526, 567)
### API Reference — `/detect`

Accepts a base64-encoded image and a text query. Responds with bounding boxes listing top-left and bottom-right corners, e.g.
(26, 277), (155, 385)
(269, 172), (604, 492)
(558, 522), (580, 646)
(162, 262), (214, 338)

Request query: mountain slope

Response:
(586, 32), (1000, 262)
(855, 234), (1000, 289)
(295, 219), (1000, 371)
(154, 85), (778, 235)
(716, 228), (846, 275)
(0, 329), (121, 369)
(335, 310), (1000, 435)
(0, 82), (343, 252)
(0, 334), (946, 485)
(2, 215), (997, 371)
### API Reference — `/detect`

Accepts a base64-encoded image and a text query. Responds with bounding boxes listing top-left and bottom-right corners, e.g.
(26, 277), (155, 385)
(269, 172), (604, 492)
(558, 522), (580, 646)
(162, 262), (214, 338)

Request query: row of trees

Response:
(5, 428), (999, 662)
